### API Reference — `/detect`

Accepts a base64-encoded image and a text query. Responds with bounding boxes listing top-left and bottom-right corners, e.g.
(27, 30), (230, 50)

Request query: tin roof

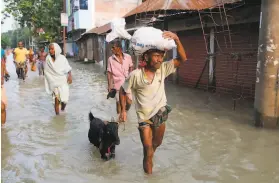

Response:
(124, 0), (242, 17)
(83, 22), (112, 35)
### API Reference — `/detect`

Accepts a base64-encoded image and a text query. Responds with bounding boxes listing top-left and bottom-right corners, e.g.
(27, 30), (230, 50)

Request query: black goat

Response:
(88, 112), (120, 160)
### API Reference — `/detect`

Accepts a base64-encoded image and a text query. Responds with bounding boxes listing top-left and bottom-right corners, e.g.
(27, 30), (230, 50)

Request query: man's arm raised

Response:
(162, 31), (187, 68)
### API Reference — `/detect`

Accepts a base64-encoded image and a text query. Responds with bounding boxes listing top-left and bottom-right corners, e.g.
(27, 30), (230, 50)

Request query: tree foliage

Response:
(1, 34), (11, 48)
(2, 28), (32, 48)
(3, 0), (63, 42)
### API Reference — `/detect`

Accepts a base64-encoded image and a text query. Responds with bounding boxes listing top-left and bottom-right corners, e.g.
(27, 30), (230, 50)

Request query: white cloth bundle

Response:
(106, 18), (177, 55)
(106, 18), (132, 43)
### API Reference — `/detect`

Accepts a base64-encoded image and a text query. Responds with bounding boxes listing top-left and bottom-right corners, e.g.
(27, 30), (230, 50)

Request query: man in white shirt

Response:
(119, 31), (187, 174)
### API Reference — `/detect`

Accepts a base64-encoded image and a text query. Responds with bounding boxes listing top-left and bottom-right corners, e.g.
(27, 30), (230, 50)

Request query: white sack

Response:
(106, 19), (177, 56)
(106, 18), (131, 42)
(129, 27), (177, 55)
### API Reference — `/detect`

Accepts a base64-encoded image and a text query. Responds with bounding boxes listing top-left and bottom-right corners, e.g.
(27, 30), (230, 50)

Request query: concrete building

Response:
(74, 0), (141, 63)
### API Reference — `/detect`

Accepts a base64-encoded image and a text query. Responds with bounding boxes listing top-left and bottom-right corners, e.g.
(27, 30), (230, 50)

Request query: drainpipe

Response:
(209, 28), (215, 87)
(172, 44), (178, 83)
(104, 39), (107, 73)
(254, 0), (279, 128)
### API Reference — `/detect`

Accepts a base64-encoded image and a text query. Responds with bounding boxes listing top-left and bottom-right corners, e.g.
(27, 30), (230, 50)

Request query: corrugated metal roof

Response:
(124, 0), (243, 17)
(83, 22), (112, 36)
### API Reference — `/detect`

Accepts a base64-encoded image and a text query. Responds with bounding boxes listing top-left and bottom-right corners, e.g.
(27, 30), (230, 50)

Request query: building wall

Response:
(176, 23), (259, 98)
(67, 0), (140, 32)
(214, 23), (259, 98)
(161, 3), (261, 98)
(72, 42), (79, 56)
(78, 41), (87, 60)
(66, 43), (73, 54)
(77, 35), (106, 62)
(67, 0), (94, 32)
(86, 37), (94, 60)
(176, 29), (208, 89)
(72, 0), (141, 68)
(94, 0), (140, 27)
(77, 9), (93, 30)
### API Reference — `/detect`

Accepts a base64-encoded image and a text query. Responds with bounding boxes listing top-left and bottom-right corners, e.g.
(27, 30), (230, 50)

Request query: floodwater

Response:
(1, 54), (279, 183)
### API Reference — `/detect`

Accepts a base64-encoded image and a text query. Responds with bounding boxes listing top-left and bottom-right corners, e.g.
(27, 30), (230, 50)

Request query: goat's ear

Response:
(89, 112), (94, 121)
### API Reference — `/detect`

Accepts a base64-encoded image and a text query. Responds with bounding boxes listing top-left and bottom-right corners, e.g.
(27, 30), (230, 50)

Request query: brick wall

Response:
(176, 23), (259, 99)
(215, 23), (259, 99)
(177, 29), (208, 89)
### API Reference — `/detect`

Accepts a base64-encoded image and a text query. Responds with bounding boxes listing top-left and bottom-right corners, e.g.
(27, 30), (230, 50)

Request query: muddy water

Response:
(2, 55), (279, 183)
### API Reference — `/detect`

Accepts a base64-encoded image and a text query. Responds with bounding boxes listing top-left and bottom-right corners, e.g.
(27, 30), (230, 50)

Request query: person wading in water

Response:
(107, 39), (133, 115)
(44, 43), (72, 115)
(38, 46), (47, 76)
(119, 31), (187, 174)
(13, 41), (29, 79)
(1, 47), (8, 125)
(28, 48), (36, 71)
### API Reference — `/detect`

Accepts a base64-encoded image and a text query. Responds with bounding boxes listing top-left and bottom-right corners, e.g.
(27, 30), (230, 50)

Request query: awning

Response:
(124, 0), (242, 18)
(82, 22), (112, 36)
(75, 22), (112, 42)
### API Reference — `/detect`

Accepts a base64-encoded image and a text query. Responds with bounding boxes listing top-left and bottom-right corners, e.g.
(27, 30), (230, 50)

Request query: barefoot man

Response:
(44, 43), (72, 115)
(119, 31), (187, 174)
(13, 41), (29, 79)
(38, 46), (47, 76)
(107, 39), (133, 114)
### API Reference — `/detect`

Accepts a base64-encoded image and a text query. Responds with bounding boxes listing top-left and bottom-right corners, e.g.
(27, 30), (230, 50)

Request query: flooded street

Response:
(2, 55), (279, 183)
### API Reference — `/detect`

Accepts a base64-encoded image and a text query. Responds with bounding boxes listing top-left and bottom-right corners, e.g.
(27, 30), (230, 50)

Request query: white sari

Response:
(44, 43), (72, 103)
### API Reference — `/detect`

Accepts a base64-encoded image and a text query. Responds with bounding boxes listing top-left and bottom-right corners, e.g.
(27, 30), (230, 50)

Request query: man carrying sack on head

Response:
(118, 28), (187, 174)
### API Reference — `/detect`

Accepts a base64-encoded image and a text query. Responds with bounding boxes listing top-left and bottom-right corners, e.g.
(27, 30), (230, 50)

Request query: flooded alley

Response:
(1, 56), (279, 183)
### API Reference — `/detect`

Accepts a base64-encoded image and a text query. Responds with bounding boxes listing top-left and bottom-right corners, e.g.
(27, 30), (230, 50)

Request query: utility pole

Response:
(63, 0), (66, 55)
(254, 0), (279, 128)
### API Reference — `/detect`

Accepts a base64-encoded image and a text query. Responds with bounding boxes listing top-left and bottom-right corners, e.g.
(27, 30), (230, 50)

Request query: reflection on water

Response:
(1, 57), (279, 183)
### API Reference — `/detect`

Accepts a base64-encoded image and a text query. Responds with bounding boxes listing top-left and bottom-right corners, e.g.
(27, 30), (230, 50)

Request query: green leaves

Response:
(3, 0), (63, 42)
(1, 34), (11, 48)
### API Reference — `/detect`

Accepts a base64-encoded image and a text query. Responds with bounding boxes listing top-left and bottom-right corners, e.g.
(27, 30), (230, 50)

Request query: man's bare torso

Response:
(38, 51), (47, 61)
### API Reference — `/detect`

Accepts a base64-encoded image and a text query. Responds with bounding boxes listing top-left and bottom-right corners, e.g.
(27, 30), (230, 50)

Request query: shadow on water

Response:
(1, 128), (12, 167)
(1, 58), (279, 183)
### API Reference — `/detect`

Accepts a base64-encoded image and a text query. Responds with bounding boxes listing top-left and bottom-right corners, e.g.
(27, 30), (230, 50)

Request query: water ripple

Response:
(2, 57), (279, 183)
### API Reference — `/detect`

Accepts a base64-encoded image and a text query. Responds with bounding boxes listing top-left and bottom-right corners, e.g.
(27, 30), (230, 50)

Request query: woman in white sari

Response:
(44, 43), (72, 115)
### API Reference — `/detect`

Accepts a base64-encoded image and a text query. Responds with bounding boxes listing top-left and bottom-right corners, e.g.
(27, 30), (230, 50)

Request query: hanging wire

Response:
(221, 0), (233, 49)
(198, 10), (209, 54)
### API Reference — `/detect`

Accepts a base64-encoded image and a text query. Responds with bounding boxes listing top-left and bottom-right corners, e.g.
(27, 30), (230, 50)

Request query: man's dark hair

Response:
(40, 46), (45, 49)
(111, 39), (122, 49)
